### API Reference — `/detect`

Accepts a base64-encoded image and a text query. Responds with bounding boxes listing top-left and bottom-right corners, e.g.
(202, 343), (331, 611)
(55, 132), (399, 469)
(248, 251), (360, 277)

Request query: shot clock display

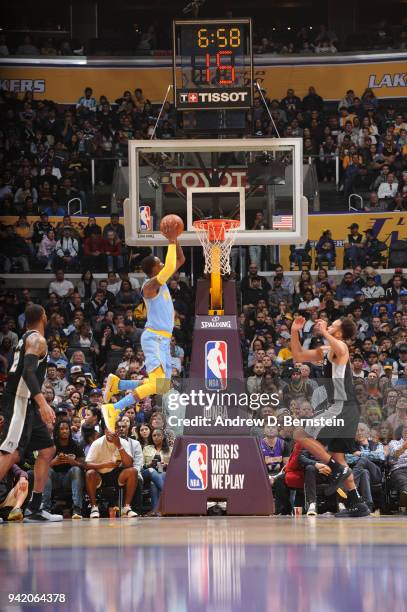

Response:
(173, 19), (253, 110)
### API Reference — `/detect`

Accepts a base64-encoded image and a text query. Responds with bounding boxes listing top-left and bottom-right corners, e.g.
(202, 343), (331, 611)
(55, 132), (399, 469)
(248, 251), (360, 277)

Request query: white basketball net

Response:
(193, 219), (240, 275)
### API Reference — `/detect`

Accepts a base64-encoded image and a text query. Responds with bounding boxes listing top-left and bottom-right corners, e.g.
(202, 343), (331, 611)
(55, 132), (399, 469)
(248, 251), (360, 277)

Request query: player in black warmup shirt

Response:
(0, 304), (62, 521)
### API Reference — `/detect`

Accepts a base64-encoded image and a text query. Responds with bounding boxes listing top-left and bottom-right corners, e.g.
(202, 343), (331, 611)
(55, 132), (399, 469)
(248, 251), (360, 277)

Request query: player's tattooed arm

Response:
(24, 334), (55, 426)
(25, 332), (48, 358)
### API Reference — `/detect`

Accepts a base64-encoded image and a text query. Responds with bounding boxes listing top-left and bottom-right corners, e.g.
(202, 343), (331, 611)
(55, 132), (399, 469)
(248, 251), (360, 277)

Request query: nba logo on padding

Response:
(205, 341), (227, 390)
(139, 205), (151, 231)
(187, 444), (208, 490)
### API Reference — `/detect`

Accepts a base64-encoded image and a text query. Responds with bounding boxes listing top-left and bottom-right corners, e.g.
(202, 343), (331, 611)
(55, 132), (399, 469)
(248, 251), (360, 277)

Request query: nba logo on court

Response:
(139, 205), (151, 231)
(187, 444), (208, 490)
(205, 341), (227, 390)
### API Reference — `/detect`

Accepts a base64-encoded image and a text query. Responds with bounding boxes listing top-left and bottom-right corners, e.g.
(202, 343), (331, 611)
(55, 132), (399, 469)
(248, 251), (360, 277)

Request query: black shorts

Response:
(318, 401), (360, 455)
(326, 437), (358, 454)
(98, 467), (125, 488)
(0, 394), (54, 458)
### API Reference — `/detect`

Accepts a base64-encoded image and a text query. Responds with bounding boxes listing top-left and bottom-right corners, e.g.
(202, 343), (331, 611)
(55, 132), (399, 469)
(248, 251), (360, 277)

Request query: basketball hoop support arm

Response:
(209, 246), (223, 315)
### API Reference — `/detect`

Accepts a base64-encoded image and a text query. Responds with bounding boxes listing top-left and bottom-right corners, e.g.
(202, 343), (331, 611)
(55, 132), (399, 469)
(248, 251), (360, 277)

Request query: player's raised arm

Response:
(24, 333), (55, 426)
(314, 319), (348, 360)
(290, 316), (324, 363)
(143, 215), (184, 298)
(142, 243), (177, 299)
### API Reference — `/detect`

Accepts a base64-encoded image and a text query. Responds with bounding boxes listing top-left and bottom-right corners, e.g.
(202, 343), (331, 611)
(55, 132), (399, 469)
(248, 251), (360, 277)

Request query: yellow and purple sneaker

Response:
(103, 373), (120, 403)
(101, 403), (120, 432)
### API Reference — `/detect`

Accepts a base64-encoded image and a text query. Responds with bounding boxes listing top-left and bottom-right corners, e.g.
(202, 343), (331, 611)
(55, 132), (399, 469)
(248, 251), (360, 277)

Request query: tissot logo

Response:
(177, 87), (252, 109)
(180, 91), (249, 104)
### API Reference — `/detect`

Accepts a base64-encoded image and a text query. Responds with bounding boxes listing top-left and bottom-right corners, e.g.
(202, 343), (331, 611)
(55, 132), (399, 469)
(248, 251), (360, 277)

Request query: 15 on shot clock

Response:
(173, 19), (253, 110)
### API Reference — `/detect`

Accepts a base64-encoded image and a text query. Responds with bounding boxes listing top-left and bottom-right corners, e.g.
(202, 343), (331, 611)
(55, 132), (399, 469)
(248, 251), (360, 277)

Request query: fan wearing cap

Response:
(383, 359), (396, 381)
(361, 275), (385, 302)
(400, 290), (407, 311)
(55, 361), (68, 381)
(275, 331), (292, 364)
(396, 344), (407, 375)
(344, 223), (363, 268)
(88, 388), (103, 408)
(44, 362), (68, 399)
(69, 365), (84, 383)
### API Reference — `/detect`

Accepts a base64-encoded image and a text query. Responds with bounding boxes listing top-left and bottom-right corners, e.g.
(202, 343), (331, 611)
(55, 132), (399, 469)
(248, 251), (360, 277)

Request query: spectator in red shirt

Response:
(83, 234), (106, 271)
(104, 230), (124, 271)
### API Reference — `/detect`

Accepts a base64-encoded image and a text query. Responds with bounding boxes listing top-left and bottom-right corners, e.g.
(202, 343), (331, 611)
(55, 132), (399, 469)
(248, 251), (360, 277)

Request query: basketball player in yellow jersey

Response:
(102, 230), (185, 431)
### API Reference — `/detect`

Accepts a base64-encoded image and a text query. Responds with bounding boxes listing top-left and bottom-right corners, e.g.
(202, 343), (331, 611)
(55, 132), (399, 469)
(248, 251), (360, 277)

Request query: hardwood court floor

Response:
(1, 516), (407, 611)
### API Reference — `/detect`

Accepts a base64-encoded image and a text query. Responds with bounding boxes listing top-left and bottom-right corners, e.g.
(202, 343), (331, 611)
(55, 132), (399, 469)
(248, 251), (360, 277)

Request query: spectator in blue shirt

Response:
(43, 200), (66, 216)
(345, 423), (384, 510)
(335, 272), (360, 305)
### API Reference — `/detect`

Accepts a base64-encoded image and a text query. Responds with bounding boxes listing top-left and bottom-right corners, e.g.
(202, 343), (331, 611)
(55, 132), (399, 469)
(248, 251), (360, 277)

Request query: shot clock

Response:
(173, 19), (253, 110)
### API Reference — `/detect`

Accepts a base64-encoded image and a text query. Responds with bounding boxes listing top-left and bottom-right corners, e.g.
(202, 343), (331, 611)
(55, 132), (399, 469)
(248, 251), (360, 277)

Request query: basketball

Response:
(160, 214), (184, 237)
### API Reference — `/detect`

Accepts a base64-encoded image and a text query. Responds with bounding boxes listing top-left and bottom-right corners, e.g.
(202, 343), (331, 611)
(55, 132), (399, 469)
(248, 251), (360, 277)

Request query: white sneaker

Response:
(121, 505), (137, 518)
(24, 508), (63, 522)
(307, 502), (317, 516)
(90, 506), (100, 519)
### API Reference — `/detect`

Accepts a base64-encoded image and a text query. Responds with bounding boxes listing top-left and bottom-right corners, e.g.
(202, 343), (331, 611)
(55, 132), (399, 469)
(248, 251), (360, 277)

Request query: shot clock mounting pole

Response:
(150, 84), (173, 140)
(255, 81), (281, 138)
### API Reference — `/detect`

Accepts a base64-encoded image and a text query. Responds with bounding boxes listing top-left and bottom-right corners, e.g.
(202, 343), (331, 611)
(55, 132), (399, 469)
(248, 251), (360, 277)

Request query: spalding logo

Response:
(201, 316), (231, 329)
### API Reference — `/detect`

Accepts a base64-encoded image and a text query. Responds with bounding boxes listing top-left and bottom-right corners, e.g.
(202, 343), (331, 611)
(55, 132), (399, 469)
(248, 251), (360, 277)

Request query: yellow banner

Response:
(1, 56), (406, 103)
(5, 212), (406, 270)
(279, 212), (407, 269)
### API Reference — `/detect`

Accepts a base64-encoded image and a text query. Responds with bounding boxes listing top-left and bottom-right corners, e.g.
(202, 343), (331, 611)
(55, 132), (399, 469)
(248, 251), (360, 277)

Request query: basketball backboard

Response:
(124, 138), (308, 246)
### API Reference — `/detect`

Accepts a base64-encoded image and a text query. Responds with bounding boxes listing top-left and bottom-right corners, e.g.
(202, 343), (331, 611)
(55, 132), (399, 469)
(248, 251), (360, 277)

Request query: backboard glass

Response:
(124, 138), (308, 246)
